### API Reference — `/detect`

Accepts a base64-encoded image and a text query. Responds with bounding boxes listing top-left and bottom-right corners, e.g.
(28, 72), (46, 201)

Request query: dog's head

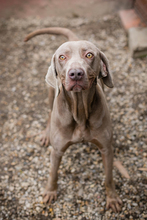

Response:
(46, 41), (113, 95)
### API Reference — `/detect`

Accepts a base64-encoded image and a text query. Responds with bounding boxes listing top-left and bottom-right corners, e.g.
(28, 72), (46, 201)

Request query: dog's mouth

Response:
(71, 82), (84, 92)
(67, 79), (96, 92)
(65, 77), (96, 92)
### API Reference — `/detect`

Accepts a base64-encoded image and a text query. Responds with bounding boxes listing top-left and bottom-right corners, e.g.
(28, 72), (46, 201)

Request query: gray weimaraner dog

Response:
(24, 27), (122, 212)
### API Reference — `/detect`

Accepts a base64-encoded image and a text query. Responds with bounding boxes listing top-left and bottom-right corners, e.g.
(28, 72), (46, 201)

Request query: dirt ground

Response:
(0, 1), (147, 220)
(0, 0), (133, 19)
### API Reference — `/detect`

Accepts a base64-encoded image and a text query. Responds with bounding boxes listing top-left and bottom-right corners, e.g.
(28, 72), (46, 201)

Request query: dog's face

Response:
(46, 41), (113, 94)
(55, 41), (101, 92)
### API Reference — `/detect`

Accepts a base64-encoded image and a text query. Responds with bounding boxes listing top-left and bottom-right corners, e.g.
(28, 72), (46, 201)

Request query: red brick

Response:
(119, 9), (146, 31)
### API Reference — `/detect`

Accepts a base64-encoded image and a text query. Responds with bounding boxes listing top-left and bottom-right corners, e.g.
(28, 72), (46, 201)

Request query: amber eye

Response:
(59, 55), (66, 60)
(86, 52), (93, 59)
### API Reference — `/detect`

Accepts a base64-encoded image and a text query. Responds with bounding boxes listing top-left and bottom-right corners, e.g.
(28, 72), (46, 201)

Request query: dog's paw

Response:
(43, 189), (57, 204)
(106, 193), (122, 212)
(40, 130), (50, 147)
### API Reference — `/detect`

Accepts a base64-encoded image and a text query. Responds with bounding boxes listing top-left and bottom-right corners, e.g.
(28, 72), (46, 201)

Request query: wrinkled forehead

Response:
(55, 40), (99, 56)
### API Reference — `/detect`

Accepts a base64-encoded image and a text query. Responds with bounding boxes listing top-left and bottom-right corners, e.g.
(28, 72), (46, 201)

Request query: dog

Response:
(24, 27), (122, 212)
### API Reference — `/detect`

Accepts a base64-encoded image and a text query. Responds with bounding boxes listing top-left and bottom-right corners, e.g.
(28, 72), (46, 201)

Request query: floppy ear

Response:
(45, 54), (60, 96)
(99, 51), (114, 88)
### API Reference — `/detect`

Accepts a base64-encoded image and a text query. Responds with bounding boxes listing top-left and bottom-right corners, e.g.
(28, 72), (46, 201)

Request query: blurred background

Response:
(0, 0), (147, 56)
(0, 0), (146, 22)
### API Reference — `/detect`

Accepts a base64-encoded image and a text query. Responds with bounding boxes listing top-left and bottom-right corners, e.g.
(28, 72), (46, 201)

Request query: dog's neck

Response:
(63, 83), (97, 125)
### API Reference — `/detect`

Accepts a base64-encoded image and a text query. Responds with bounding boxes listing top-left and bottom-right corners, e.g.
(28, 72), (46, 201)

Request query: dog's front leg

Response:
(101, 146), (122, 212)
(43, 148), (63, 204)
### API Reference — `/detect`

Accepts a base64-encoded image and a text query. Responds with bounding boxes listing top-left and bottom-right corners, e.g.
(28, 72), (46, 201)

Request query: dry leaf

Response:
(114, 160), (130, 179)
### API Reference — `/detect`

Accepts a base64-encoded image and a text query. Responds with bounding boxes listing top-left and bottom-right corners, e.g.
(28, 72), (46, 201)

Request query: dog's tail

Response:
(24, 27), (79, 42)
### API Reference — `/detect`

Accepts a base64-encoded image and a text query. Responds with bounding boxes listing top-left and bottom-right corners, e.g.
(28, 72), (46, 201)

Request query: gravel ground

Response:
(0, 15), (147, 220)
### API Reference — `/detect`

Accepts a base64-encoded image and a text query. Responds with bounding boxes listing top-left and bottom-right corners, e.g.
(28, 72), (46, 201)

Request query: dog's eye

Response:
(59, 55), (66, 60)
(86, 52), (93, 59)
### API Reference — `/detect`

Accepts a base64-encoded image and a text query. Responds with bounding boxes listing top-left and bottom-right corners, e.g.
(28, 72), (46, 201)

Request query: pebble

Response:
(0, 14), (147, 220)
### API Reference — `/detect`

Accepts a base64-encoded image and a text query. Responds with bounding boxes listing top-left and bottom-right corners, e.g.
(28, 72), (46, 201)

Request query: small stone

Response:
(132, 202), (138, 207)
(9, 186), (14, 191)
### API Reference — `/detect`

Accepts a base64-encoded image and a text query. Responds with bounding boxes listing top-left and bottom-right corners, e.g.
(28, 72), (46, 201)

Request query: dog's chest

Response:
(71, 123), (92, 143)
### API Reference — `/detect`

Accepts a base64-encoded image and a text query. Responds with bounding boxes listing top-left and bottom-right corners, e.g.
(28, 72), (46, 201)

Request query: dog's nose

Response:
(68, 68), (84, 81)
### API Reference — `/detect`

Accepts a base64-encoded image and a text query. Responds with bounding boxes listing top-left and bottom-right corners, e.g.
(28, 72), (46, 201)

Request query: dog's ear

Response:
(45, 54), (60, 96)
(99, 51), (114, 88)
